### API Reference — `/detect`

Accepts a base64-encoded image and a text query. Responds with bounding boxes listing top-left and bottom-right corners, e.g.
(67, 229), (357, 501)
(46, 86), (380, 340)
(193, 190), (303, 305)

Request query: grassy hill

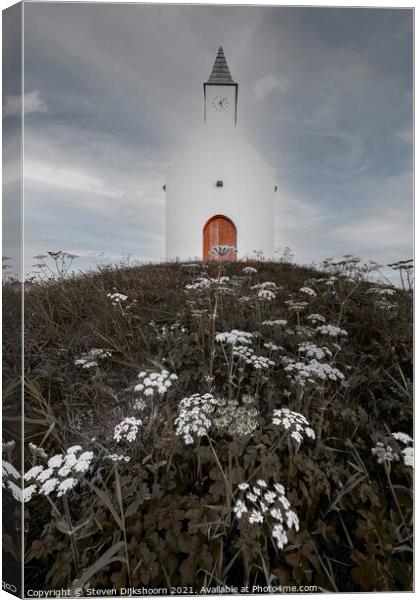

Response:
(3, 258), (413, 592)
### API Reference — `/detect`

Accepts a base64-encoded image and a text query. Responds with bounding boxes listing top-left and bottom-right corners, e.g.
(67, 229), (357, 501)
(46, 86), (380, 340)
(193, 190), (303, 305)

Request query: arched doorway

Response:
(203, 215), (237, 261)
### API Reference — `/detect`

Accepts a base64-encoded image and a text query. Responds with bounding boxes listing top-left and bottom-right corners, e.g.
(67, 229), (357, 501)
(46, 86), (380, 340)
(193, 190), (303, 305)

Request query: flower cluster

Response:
(174, 393), (219, 445)
(24, 445), (94, 499)
(272, 408), (315, 443)
(74, 348), (112, 369)
(213, 396), (259, 437)
(284, 358), (345, 385)
(135, 369), (178, 397)
(285, 300), (308, 312)
(28, 443), (48, 459)
(107, 292), (128, 305)
(307, 313), (326, 324)
(2, 460), (29, 503)
(325, 277), (337, 287)
(374, 299), (397, 312)
(151, 321), (187, 341)
(371, 442), (400, 465)
(2, 440), (15, 453)
(215, 330), (254, 346)
(233, 480), (299, 550)
(252, 282), (277, 292)
(105, 454), (131, 463)
(185, 276), (231, 291)
(2, 459), (20, 480)
(316, 324), (348, 337)
(114, 417), (142, 443)
(298, 341), (332, 361)
(264, 342), (282, 352)
(366, 287), (396, 297)
(242, 266), (257, 275)
(3, 465), (38, 504)
(233, 345), (275, 370)
(392, 432), (414, 468)
(299, 287), (316, 297)
(257, 289), (276, 301)
(262, 319), (288, 327)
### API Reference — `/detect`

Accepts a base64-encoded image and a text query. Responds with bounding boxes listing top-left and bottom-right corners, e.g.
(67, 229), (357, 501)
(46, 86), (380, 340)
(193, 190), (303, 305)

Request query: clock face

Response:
(211, 96), (229, 111)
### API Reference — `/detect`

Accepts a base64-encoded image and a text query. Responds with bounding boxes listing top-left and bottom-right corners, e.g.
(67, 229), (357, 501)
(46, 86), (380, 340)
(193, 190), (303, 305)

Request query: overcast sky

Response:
(3, 3), (413, 275)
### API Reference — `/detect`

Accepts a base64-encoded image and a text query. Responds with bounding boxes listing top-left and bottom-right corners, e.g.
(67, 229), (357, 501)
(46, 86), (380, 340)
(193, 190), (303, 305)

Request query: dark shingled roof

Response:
(207, 46), (236, 84)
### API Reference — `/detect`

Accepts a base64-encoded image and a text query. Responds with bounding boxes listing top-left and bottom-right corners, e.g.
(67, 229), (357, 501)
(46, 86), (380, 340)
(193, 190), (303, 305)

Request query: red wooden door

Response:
(203, 215), (237, 261)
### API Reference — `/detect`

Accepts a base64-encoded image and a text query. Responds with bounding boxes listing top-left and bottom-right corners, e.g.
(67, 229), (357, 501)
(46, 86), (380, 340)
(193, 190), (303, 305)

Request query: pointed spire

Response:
(207, 46), (236, 84)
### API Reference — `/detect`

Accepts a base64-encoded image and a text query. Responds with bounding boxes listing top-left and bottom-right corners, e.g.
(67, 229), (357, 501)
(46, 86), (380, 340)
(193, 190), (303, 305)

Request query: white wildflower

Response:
(298, 341), (332, 361)
(246, 492), (258, 503)
(307, 313), (326, 324)
(215, 330), (254, 346)
(24, 465), (44, 481)
(366, 287), (396, 296)
(174, 393), (219, 445)
(284, 358), (345, 384)
(114, 417), (142, 443)
(371, 442), (399, 464)
(402, 447), (414, 468)
(37, 467), (54, 483)
(23, 484), (38, 503)
(233, 345), (275, 370)
(252, 282), (277, 291)
(58, 453), (78, 477)
(316, 324), (348, 337)
(285, 300), (308, 312)
(107, 292), (128, 305)
(233, 499), (248, 518)
(105, 454), (131, 463)
(67, 445), (82, 454)
(272, 408), (315, 445)
(185, 276), (231, 291)
(249, 509), (264, 524)
(136, 369), (177, 399)
(264, 342), (281, 352)
(262, 319), (288, 327)
(48, 454), (64, 469)
(258, 289), (276, 301)
(73, 451), (94, 473)
(133, 398), (147, 411)
(235, 480), (299, 551)
(213, 397), (259, 437)
(242, 267), (257, 274)
(392, 432), (413, 445)
(2, 440), (16, 452)
(264, 491), (276, 504)
(272, 523), (288, 549)
(7, 481), (39, 503)
(2, 460), (20, 480)
(57, 478), (78, 497)
(40, 477), (59, 496)
(6, 481), (22, 502)
(299, 287), (316, 297)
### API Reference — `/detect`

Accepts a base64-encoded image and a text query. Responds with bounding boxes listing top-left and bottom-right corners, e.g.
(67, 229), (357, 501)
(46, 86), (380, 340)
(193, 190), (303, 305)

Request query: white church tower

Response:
(165, 47), (275, 261)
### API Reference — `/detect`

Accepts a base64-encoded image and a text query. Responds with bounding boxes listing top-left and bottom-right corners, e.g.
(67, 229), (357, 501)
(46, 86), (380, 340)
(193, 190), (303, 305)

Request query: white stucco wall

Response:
(165, 124), (275, 261)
